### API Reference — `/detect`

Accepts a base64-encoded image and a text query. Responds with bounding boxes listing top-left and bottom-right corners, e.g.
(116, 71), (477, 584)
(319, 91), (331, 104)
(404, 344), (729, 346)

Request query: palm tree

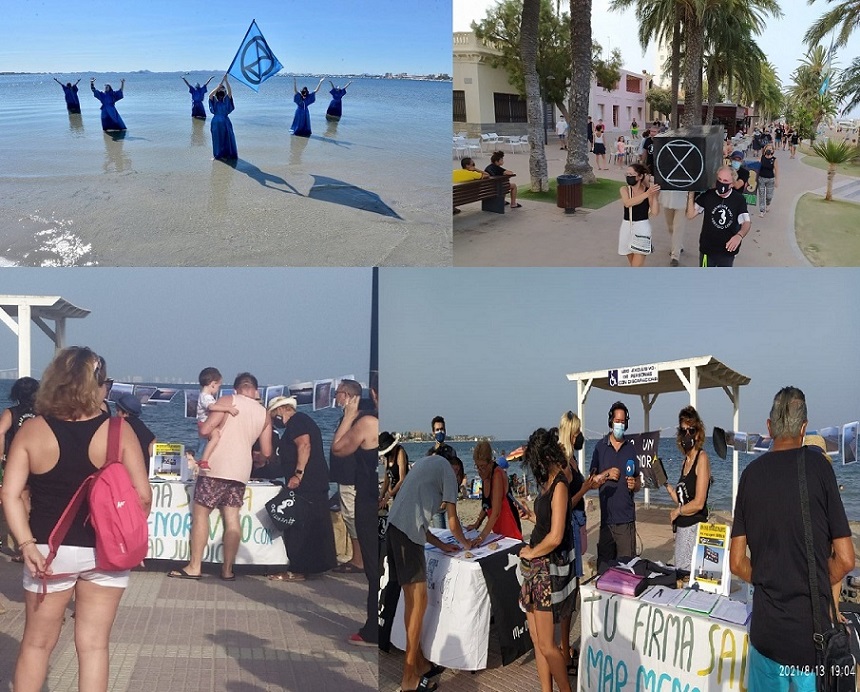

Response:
(564, 0), (596, 183)
(810, 139), (859, 200)
(805, 0), (860, 49)
(520, 0), (549, 191)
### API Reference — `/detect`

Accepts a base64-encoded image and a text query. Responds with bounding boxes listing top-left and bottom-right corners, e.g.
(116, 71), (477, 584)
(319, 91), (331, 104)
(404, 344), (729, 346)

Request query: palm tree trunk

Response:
(705, 78), (718, 125)
(670, 12), (681, 128)
(521, 0), (548, 191)
(826, 163), (835, 201)
(565, 0), (596, 182)
(682, 6), (703, 127)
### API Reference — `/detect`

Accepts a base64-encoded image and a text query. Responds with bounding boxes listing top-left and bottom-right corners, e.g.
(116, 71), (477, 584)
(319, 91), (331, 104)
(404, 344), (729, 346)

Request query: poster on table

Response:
(628, 431), (663, 489)
(578, 583), (749, 691)
(289, 382), (313, 406)
(150, 442), (187, 480)
(313, 379), (333, 410)
(690, 522), (731, 596)
(843, 422), (858, 465)
(146, 480), (286, 564)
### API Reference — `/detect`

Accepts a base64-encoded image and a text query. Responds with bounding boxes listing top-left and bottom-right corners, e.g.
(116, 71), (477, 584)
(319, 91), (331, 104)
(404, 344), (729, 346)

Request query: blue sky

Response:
(380, 268), (860, 439)
(3, 0), (450, 75)
(455, 0), (860, 118)
(0, 268), (372, 385)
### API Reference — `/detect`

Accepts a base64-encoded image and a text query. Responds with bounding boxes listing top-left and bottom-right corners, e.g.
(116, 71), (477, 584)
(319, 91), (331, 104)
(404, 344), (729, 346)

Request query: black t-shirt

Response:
(731, 447), (851, 667)
(279, 411), (329, 495)
(569, 463), (586, 513)
(735, 166), (750, 188)
(694, 189), (749, 256)
(125, 415), (155, 461)
(353, 410), (379, 502)
(485, 163), (506, 177)
(329, 414), (356, 485)
(641, 137), (655, 171)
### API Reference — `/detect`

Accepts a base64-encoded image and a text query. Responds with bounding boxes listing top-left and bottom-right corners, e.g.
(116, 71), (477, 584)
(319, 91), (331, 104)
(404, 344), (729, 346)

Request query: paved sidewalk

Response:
(0, 559), (376, 692)
(454, 140), (856, 267)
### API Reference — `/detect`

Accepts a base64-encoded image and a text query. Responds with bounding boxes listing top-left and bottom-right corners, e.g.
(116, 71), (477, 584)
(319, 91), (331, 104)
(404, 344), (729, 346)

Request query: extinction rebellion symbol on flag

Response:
(227, 20), (283, 92)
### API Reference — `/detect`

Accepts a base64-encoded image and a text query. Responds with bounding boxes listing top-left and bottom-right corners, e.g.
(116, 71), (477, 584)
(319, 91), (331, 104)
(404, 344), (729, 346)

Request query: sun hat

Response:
(267, 395), (297, 413)
(378, 431), (400, 456)
(803, 434), (833, 463)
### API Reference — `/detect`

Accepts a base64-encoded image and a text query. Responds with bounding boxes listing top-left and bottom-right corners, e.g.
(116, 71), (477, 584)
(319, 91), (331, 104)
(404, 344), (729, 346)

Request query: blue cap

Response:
(116, 392), (142, 417)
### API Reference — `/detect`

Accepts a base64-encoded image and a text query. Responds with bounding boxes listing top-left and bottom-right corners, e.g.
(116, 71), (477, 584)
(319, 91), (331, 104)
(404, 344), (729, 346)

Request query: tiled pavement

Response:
(0, 559), (376, 692)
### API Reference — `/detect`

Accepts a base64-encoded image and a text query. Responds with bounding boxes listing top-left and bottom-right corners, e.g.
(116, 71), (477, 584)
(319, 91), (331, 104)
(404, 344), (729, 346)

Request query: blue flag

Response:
(227, 20), (283, 92)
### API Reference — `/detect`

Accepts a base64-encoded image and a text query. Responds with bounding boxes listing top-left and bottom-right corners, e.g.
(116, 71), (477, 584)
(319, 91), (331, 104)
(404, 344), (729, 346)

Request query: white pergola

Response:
(0, 295), (90, 378)
(566, 355), (751, 510)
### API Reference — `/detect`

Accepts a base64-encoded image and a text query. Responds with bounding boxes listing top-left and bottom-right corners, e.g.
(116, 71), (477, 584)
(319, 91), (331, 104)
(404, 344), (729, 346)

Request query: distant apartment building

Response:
(453, 31), (651, 135)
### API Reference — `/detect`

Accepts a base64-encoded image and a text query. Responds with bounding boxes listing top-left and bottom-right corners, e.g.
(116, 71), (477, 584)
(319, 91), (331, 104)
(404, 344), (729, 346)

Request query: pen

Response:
(655, 588), (664, 597)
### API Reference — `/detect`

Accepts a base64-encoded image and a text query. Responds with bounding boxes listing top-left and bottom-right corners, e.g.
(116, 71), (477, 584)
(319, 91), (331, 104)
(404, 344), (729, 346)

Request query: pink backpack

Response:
(43, 416), (149, 590)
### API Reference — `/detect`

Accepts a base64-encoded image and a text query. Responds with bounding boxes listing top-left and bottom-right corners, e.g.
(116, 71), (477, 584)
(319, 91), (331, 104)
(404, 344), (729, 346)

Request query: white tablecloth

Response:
(389, 530), (522, 670)
(146, 480), (287, 565)
(578, 583), (750, 691)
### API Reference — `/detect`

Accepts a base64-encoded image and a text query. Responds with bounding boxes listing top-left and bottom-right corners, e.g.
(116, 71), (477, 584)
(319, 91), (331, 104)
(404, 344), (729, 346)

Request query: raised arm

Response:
(182, 77), (191, 87)
(223, 77), (231, 98)
(120, 78), (125, 90)
(53, 77), (62, 85)
(204, 76), (215, 87)
(74, 78), (81, 86)
(293, 77), (298, 94)
(314, 77), (325, 93)
(343, 81), (352, 90)
(329, 80), (336, 90)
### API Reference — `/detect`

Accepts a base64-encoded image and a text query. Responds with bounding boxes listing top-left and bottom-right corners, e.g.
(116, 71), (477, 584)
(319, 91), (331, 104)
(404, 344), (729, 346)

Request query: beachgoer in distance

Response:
(686, 165), (751, 267)
(615, 136), (626, 168)
(386, 443), (477, 692)
(757, 143), (779, 218)
(182, 76), (214, 119)
(593, 123), (608, 170)
(208, 77), (237, 160)
(663, 406), (711, 571)
(518, 427), (575, 692)
(265, 396), (338, 582)
(325, 80), (352, 122)
(1, 347), (151, 692)
(168, 372), (272, 581)
(427, 416), (450, 530)
(619, 162), (660, 267)
(556, 117), (568, 150)
(590, 402), (641, 566)
(485, 151), (521, 208)
(290, 77), (325, 137)
(114, 392), (156, 462)
(466, 439), (523, 541)
(378, 431), (409, 509)
(730, 386), (854, 690)
(195, 367), (239, 471)
(630, 118), (639, 140)
(90, 78), (127, 131)
(53, 78), (81, 114)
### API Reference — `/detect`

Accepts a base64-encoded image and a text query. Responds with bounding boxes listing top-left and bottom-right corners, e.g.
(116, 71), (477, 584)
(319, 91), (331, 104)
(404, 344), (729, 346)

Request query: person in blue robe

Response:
(208, 76), (237, 160)
(290, 77), (325, 137)
(182, 76), (214, 119)
(90, 78), (127, 131)
(325, 81), (352, 122)
(53, 78), (81, 114)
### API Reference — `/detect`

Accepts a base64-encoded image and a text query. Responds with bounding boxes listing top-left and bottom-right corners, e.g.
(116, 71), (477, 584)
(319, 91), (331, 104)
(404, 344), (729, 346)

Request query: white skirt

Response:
(618, 218), (652, 255)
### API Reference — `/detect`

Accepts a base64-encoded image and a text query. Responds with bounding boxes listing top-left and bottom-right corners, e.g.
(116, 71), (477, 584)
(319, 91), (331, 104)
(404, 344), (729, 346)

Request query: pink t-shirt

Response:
(207, 394), (267, 483)
(616, 141), (626, 155)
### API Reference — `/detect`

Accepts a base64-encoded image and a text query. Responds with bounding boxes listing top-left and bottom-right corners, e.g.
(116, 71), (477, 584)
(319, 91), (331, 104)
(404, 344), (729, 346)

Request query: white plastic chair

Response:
(463, 138), (482, 157)
(509, 135), (528, 153)
(480, 133), (500, 152)
(453, 137), (467, 160)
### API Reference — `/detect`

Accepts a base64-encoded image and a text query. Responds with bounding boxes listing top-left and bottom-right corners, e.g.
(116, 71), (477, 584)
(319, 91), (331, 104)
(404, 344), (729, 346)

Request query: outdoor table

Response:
(578, 582), (750, 691)
(387, 528), (530, 670)
(146, 479), (287, 565)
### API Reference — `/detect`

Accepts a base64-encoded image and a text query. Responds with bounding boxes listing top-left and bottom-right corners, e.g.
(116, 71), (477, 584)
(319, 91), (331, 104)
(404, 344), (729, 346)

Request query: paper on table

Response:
(710, 597), (751, 625)
(639, 585), (686, 607)
(424, 529), (510, 561)
(677, 589), (721, 615)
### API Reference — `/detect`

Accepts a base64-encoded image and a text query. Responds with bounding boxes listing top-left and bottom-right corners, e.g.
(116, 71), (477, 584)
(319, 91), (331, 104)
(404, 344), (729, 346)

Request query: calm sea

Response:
(0, 73), (450, 266)
(398, 438), (860, 520)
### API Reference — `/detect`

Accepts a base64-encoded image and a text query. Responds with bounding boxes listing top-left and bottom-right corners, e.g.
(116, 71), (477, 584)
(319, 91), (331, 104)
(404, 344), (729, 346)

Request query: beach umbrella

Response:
(506, 445), (525, 461)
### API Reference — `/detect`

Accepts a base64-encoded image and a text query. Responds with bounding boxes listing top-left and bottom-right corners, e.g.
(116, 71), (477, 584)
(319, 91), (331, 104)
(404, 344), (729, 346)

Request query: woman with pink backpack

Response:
(1, 347), (151, 691)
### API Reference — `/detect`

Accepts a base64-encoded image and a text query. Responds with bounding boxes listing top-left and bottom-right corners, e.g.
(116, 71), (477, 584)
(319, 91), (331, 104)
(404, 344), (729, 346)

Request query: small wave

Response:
(17, 212), (97, 267)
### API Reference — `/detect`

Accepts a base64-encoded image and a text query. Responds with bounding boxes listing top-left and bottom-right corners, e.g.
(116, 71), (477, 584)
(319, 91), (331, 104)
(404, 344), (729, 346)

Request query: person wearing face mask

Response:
(589, 402), (640, 567)
(265, 395), (337, 582)
(427, 416), (449, 529)
(664, 406), (711, 572)
(618, 163), (661, 267)
(686, 165), (751, 267)
(757, 145), (779, 218)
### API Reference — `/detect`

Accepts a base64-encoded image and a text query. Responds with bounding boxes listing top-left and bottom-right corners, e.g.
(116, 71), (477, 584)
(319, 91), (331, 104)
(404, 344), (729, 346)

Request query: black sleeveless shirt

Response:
(674, 449), (709, 528)
(28, 414), (109, 546)
(759, 154), (776, 179)
(623, 188), (651, 221)
(530, 472), (571, 558)
(4, 403), (36, 456)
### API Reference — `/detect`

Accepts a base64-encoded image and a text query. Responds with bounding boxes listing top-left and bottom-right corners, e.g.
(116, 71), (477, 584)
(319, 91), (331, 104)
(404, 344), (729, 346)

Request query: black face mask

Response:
(716, 181), (731, 195)
(273, 415), (286, 430)
(681, 436), (695, 451)
(625, 175), (639, 186)
(573, 431), (585, 451)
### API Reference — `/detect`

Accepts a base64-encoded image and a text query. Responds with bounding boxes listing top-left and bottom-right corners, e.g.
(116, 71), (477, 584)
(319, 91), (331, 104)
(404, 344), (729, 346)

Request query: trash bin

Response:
(557, 174), (583, 213)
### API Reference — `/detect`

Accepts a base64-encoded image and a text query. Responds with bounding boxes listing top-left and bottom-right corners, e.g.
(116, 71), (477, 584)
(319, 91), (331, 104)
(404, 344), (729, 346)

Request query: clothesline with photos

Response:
(105, 374), (358, 416)
(722, 421), (858, 464)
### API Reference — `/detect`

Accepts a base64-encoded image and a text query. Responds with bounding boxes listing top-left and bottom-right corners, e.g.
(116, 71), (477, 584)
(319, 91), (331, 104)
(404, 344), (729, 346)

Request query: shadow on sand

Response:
(308, 175), (402, 219)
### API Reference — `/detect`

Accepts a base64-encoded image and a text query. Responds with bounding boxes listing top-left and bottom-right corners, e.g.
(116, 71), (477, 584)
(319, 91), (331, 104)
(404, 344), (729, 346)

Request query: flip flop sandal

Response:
(511, 203), (523, 208)
(167, 568), (201, 580)
(267, 572), (305, 582)
(423, 663), (445, 678)
(398, 679), (438, 692)
(220, 574), (236, 581)
(333, 562), (364, 574)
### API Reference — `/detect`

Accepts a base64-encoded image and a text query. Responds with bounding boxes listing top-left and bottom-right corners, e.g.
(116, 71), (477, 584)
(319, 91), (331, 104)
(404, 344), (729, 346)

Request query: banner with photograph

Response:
(184, 389), (199, 418)
(844, 422), (859, 465)
(313, 379), (334, 410)
(289, 382), (313, 406)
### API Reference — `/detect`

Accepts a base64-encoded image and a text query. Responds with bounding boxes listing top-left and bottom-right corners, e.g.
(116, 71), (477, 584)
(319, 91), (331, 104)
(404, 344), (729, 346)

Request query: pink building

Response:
(587, 69), (652, 133)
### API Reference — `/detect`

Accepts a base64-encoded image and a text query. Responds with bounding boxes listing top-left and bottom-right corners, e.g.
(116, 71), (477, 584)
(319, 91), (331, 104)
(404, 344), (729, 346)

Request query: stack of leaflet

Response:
(677, 589), (722, 615)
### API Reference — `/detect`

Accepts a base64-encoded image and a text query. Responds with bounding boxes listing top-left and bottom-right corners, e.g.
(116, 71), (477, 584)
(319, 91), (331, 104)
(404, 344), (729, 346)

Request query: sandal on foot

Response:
(511, 203), (522, 208)
(399, 679), (438, 692)
(220, 573), (236, 581)
(423, 663), (445, 678)
(267, 572), (305, 582)
(167, 568), (201, 580)
(333, 562), (364, 574)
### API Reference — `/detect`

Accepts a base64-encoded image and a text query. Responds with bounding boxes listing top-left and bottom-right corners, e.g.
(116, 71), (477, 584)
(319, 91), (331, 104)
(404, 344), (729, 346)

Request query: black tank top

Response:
(28, 414), (109, 546)
(530, 472), (571, 558)
(386, 447), (407, 488)
(623, 189), (650, 221)
(674, 450), (709, 528)
(759, 155), (776, 179)
(4, 403), (36, 455)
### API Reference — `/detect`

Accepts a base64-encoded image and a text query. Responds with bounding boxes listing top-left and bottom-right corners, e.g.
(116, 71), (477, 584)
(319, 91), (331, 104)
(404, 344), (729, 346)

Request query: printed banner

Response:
(477, 545), (532, 665)
(578, 584), (749, 691)
(146, 480), (286, 565)
(227, 20), (283, 92)
(629, 431), (663, 489)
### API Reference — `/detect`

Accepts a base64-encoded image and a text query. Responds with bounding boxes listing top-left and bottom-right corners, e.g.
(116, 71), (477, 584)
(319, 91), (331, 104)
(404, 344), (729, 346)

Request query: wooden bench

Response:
(453, 176), (511, 214)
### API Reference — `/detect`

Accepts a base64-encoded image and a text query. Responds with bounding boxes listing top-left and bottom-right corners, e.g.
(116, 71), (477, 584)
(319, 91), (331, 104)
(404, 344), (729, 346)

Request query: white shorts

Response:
(618, 218), (653, 255)
(22, 545), (130, 594)
(339, 484), (358, 539)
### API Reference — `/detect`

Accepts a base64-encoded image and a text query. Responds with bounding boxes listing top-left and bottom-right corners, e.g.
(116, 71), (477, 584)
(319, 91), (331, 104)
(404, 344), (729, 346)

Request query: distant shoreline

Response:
(0, 71), (451, 82)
